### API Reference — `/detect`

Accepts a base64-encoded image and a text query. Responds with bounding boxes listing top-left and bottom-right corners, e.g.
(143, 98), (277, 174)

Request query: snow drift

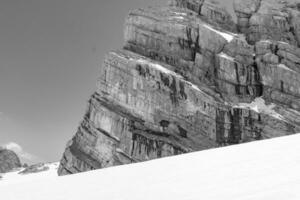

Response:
(1, 134), (300, 200)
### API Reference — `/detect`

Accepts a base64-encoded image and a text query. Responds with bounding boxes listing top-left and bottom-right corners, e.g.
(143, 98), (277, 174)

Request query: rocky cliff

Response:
(58, 0), (300, 175)
(0, 148), (21, 173)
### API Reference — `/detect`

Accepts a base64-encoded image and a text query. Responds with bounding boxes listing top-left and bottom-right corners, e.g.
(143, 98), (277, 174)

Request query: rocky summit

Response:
(0, 148), (21, 173)
(58, 0), (300, 175)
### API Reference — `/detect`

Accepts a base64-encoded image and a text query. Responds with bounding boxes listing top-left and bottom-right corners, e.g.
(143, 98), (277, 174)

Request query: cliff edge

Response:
(58, 0), (300, 175)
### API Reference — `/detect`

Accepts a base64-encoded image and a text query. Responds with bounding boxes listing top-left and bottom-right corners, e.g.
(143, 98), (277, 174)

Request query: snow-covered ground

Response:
(0, 162), (59, 186)
(1, 135), (300, 200)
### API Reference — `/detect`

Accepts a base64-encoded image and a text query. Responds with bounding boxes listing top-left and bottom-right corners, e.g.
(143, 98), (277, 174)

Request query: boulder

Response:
(0, 149), (21, 173)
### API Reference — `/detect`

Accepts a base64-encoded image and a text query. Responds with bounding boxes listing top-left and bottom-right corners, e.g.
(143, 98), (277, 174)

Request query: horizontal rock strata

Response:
(58, 0), (300, 175)
(234, 0), (300, 46)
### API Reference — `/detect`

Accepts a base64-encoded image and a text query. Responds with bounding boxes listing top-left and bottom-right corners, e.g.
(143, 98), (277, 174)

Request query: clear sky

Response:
(0, 0), (233, 163)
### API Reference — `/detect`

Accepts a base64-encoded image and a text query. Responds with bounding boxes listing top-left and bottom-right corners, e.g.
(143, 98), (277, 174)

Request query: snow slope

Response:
(0, 162), (59, 185)
(1, 135), (300, 200)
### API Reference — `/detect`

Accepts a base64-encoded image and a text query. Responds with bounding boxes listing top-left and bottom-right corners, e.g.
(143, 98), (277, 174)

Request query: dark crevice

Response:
(234, 62), (241, 95)
(160, 120), (170, 128)
(273, 43), (283, 62)
(253, 46), (264, 97)
(280, 80), (284, 92)
(179, 81), (188, 100)
(160, 72), (170, 86)
(198, 1), (204, 15)
(253, 62), (264, 97)
(286, 12), (300, 47)
(177, 125), (188, 138)
(229, 109), (242, 144)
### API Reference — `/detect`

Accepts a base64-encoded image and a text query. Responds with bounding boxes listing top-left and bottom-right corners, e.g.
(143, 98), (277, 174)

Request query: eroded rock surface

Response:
(58, 0), (300, 175)
(234, 0), (300, 46)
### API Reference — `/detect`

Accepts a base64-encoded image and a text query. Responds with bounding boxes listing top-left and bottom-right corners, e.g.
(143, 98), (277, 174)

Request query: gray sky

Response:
(0, 0), (233, 163)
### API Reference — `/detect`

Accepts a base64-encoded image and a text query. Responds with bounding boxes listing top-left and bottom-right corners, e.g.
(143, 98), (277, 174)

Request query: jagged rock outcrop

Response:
(256, 40), (300, 110)
(169, 0), (236, 32)
(234, 0), (300, 46)
(58, 0), (300, 175)
(0, 148), (21, 173)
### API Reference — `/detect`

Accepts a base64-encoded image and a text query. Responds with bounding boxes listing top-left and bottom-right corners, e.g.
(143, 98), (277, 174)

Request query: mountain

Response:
(0, 148), (21, 173)
(1, 134), (300, 199)
(58, 0), (300, 175)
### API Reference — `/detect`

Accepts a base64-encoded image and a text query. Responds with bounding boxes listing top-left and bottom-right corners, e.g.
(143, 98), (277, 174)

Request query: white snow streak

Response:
(278, 64), (295, 72)
(234, 97), (285, 120)
(203, 24), (235, 42)
(172, 12), (187, 16)
(218, 52), (235, 62)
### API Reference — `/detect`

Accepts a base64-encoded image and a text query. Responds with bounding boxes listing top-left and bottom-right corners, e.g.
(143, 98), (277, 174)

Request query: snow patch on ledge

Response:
(132, 58), (207, 95)
(278, 64), (295, 73)
(172, 11), (187, 16)
(171, 16), (185, 20)
(233, 98), (285, 120)
(203, 24), (236, 42)
(218, 52), (235, 62)
(260, 40), (273, 44)
(278, 41), (289, 45)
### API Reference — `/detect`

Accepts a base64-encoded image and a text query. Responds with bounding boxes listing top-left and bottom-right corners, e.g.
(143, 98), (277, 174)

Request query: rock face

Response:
(0, 149), (21, 173)
(234, 0), (300, 46)
(58, 0), (300, 175)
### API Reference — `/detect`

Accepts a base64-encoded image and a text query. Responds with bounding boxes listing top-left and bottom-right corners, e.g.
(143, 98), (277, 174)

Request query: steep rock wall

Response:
(234, 0), (300, 46)
(58, 0), (300, 175)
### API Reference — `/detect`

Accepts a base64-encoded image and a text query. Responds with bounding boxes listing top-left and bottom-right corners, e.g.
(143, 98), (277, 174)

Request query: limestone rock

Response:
(169, 0), (204, 14)
(169, 0), (236, 32)
(58, 48), (300, 175)
(233, 0), (261, 32)
(255, 40), (300, 110)
(234, 0), (300, 46)
(58, 0), (300, 175)
(0, 149), (21, 173)
(124, 6), (248, 102)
